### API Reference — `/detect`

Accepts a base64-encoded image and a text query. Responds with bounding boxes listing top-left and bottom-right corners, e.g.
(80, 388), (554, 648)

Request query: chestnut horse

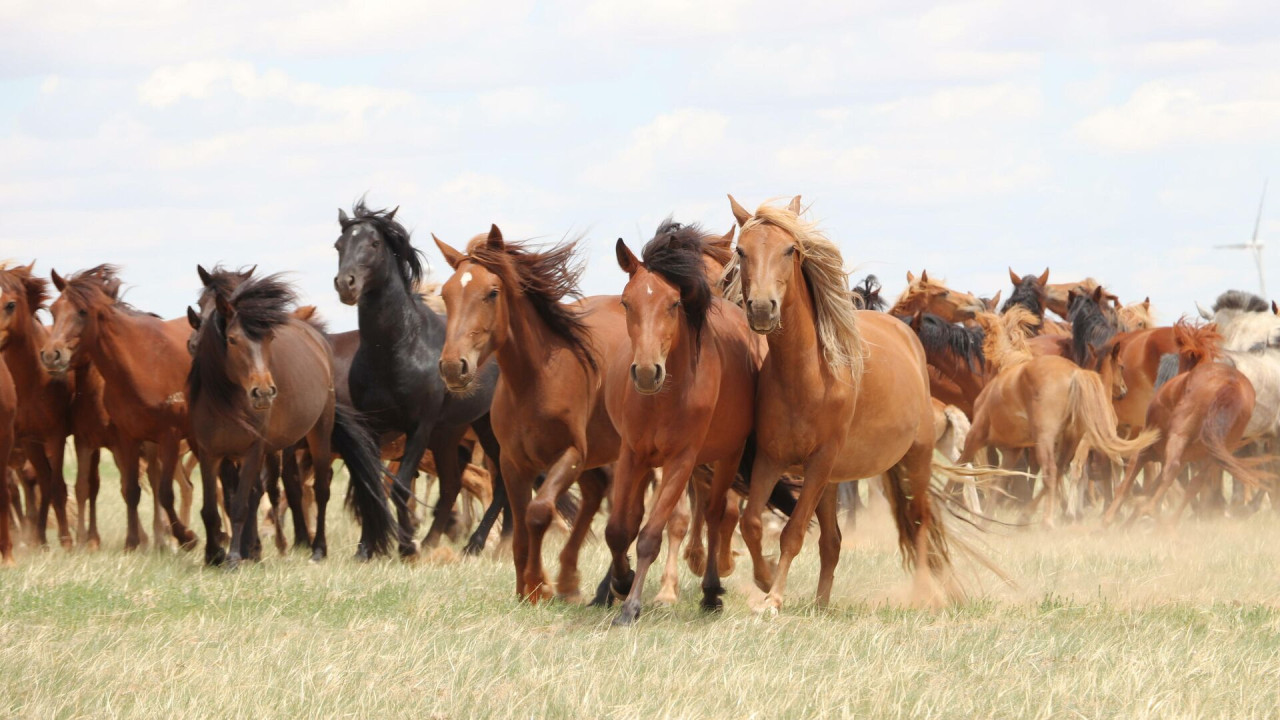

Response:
(435, 225), (621, 602)
(41, 265), (197, 550)
(188, 274), (392, 566)
(960, 308), (1156, 524)
(0, 344), (14, 563)
(605, 223), (760, 625)
(1105, 321), (1264, 525)
(0, 263), (74, 548)
(891, 270), (984, 323)
(726, 195), (960, 611)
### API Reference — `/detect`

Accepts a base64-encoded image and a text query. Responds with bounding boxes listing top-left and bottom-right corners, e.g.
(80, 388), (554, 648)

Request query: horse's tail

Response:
(1068, 370), (1159, 468)
(333, 403), (395, 557)
(1200, 387), (1274, 491)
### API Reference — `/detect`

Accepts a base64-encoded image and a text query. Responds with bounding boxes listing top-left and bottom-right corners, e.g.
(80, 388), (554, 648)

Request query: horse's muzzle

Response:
(334, 274), (361, 306)
(630, 362), (665, 395)
(439, 357), (475, 393)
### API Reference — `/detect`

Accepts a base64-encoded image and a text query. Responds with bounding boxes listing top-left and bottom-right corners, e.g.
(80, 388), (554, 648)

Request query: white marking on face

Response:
(461, 272), (472, 288)
(646, 283), (653, 295)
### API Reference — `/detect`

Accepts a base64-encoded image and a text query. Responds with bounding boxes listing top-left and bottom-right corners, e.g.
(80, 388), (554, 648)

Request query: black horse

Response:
(334, 200), (505, 557)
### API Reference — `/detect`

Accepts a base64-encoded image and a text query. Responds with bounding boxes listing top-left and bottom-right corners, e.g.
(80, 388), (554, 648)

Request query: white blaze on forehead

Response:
(646, 283), (653, 295)
(460, 271), (473, 288)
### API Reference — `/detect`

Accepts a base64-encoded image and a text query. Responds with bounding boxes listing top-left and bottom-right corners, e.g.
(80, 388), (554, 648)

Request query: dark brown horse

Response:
(604, 223), (761, 625)
(188, 273), (392, 566)
(435, 225), (622, 601)
(727, 195), (963, 611)
(0, 263), (75, 548)
(41, 265), (197, 551)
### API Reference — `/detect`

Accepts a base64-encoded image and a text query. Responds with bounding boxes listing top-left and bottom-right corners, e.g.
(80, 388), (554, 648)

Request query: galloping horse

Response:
(333, 200), (504, 557)
(435, 225), (621, 601)
(727, 195), (959, 611)
(41, 265), (197, 551)
(0, 263), (74, 548)
(1105, 321), (1263, 525)
(961, 309), (1156, 524)
(188, 274), (392, 566)
(604, 222), (760, 625)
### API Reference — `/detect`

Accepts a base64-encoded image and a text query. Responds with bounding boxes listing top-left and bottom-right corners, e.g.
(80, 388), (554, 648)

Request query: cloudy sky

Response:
(2, 1), (1278, 330)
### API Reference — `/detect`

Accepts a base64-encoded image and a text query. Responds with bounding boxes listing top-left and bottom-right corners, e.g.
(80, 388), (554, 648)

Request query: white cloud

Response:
(581, 109), (730, 191)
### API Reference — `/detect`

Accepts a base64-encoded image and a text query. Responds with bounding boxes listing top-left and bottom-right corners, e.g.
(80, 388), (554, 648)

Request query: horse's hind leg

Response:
(814, 483), (842, 608)
(654, 482), (690, 606)
(281, 448), (311, 550)
(177, 451), (196, 528)
(155, 437), (198, 551)
(718, 489), (740, 577)
(1102, 453), (1145, 526)
(556, 467), (606, 603)
(1035, 437), (1061, 528)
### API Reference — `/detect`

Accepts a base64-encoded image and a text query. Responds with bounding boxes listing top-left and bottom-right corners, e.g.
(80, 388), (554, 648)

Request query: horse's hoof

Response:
(224, 555), (241, 572)
(0, 555), (15, 568)
(398, 542), (419, 559)
(555, 590), (582, 605)
(701, 586), (726, 613)
(612, 604), (641, 628)
(685, 548), (707, 576)
(462, 540), (485, 558)
(310, 548), (327, 563)
(180, 532), (199, 552)
(85, 536), (101, 552)
(654, 590), (678, 607)
(353, 545), (372, 563)
(611, 570), (635, 600)
(205, 547), (226, 567)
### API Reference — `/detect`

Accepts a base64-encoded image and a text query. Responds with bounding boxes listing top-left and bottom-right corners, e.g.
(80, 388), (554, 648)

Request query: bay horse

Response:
(41, 265), (198, 551)
(435, 225), (621, 602)
(960, 308), (1156, 524)
(0, 263), (74, 548)
(891, 270), (984, 322)
(333, 200), (504, 557)
(188, 274), (392, 566)
(726, 195), (962, 611)
(604, 222), (760, 626)
(907, 311), (988, 417)
(1104, 321), (1264, 525)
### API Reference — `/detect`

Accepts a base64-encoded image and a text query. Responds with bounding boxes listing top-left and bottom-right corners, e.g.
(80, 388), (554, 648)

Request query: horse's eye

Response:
(227, 336), (237, 345)
(4, 302), (14, 312)
(784, 246), (795, 257)
(670, 301), (681, 312)
(735, 247), (744, 257)
(486, 287), (500, 300)
(371, 240), (380, 249)
(77, 309), (87, 318)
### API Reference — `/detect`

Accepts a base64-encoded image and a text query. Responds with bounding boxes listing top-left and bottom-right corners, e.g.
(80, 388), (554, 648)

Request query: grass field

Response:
(3, 468), (1280, 719)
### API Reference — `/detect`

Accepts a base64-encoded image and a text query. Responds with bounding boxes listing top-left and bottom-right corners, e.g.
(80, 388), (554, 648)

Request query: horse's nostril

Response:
(630, 364), (639, 382)
(345, 275), (356, 288)
(268, 385), (278, 397)
(459, 358), (469, 376)
(770, 300), (778, 313)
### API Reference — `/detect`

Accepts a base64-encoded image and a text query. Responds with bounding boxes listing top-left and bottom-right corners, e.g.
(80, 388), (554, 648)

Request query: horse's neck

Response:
(984, 326), (1030, 373)
(765, 271), (828, 387)
(2, 316), (51, 388)
(495, 294), (574, 388)
(357, 276), (430, 352)
(93, 309), (179, 402)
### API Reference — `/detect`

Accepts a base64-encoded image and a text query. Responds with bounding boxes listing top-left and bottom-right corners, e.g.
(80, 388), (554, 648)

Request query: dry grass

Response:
(2, 469), (1280, 719)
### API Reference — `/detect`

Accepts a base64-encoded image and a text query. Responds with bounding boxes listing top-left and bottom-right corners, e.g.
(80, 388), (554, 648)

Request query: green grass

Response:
(3, 468), (1280, 719)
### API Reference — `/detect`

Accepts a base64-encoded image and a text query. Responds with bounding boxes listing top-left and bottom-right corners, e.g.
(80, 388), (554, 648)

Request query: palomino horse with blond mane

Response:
(604, 222), (761, 625)
(435, 225), (621, 602)
(960, 308), (1156, 524)
(726, 195), (963, 611)
(41, 265), (198, 551)
(1104, 321), (1264, 525)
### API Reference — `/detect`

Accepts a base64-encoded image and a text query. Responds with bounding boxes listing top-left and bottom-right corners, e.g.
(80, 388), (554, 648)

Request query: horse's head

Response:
(214, 293), (277, 410)
(202, 276), (295, 412)
(900, 269), (984, 321)
(189, 264), (255, 356)
(333, 202), (420, 306)
(729, 194), (804, 333)
(435, 227), (508, 392)
(0, 262), (46, 350)
(1091, 342), (1128, 401)
(42, 265), (119, 375)
(1003, 267), (1050, 315)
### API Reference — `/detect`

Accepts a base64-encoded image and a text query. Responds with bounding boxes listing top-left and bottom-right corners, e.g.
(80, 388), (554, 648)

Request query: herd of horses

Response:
(1, 194), (1277, 624)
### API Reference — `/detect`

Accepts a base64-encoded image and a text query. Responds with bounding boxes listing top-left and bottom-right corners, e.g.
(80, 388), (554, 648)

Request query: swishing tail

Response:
(1068, 371), (1159, 470)
(333, 403), (395, 556)
(1200, 388), (1275, 492)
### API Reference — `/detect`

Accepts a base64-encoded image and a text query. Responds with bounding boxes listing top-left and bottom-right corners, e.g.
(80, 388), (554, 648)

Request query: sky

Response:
(2, 1), (1278, 331)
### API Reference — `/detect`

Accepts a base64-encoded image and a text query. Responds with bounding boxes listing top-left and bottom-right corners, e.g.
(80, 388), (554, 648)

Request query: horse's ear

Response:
(1196, 302), (1213, 320)
(787, 195), (802, 214)
(1037, 268), (1050, 286)
(432, 234), (465, 270)
(987, 290), (1002, 311)
(387, 206), (399, 221)
(615, 238), (640, 276)
(906, 270), (916, 284)
(909, 311), (924, 331)
(51, 269), (66, 292)
(718, 225), (735, 248)
(1273, 300), (1278, 316)
(486, 224), (504, 251)
(1008, 267), (1020, 286)
(1091, 285), (1105, 304)
(338, 208), (350, 227)
(728, 194), (751, 227)
(186, 306), (201, 331)
(197, 265), (213, 288)
(920, 269), (930, 284)
(1143, 297), (1150, 309)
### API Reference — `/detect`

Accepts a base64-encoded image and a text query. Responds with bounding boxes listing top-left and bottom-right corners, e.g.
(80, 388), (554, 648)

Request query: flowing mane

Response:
(891, 273), (950, 315)
(642, 220), (715, 355)
(1068, 289), (1119, 367)
(197, 265), (256, 309)
(1002, 274), (1046, 320)
(58, 264), (153, 317)
(909, 312), (985, 373)
(726, 201), (864, 373)
(463, 233), (596, 372)
(1173, 319), (1222, 370)
(342, 199), (425, 292)
(0, 262), (49, 312)
(1213, 290), (1268, 314)
(975, 308), (1037, 370)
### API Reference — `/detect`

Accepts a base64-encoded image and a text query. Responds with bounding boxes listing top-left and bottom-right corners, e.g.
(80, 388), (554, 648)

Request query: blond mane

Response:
(1118, 299), (1156, 331)
(724, 201), (864, 376)
(975, 308), (1036, 370)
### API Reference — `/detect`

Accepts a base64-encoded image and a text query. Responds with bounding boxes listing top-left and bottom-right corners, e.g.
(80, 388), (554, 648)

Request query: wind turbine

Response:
(1216, 179), (1268, 297)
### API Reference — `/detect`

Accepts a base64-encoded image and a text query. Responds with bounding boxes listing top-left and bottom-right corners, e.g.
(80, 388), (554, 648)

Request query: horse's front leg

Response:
(614, 451), (697, 627)
(225, 444), (266, 569)
(739, 452), (786, 593)
(759, 449), (839, 614)
(156, 435), (198, 550)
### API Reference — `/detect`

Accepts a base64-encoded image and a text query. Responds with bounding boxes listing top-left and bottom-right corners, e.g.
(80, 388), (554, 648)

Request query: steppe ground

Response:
(2, 466), (1279, 719)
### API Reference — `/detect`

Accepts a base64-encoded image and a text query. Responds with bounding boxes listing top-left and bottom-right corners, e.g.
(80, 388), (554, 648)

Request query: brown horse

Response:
(435, 225), (623, 602)
(1004, 268), (1070, 336)
(1045, 277), (1118, 320)
(891, 270), (984, 322)
(727, 195), (959, 611)
(41, 265), (197, 551)
(0, 342), (14, 563)
(907, 311), (989, 417)
(1104, 321), (1265, 525)
(960, 308), (1156, 524)
(605, 223), (760, 625)
(187, 274), (392, 566)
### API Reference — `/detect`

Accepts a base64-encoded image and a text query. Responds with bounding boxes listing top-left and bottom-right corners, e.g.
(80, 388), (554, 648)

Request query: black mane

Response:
(851, 274), (886, 312)
(908, 312), (985, 373)
(344, 199), (424, 292)
(1001, 274), (1045, 319)
(1213, 290), (1269, 314)
(642, 219), (714, 354)
(1068, 290), (1119, 367)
